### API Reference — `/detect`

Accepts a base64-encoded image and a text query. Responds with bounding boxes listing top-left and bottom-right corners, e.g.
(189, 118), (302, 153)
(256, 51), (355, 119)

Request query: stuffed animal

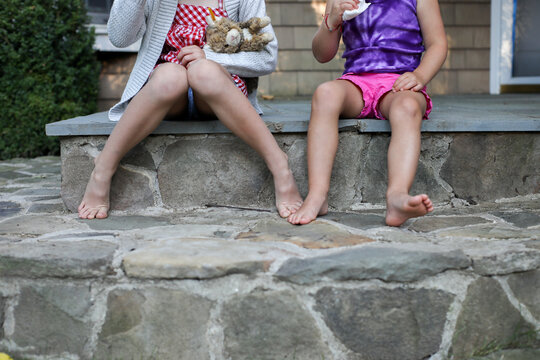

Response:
(204, 8), (274, 54)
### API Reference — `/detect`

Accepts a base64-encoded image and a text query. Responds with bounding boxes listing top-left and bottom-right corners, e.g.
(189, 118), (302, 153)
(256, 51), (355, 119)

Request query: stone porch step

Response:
(46, 94), (540, 212)
(47, 94), (540, 136)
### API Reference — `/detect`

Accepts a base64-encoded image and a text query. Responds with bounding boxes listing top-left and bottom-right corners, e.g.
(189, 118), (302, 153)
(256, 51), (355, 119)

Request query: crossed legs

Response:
(78, 61), (301, 219)
(288, 80), (433, 226)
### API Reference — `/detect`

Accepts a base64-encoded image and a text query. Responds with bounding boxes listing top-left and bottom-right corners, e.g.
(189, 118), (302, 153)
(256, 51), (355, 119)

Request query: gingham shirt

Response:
(107, 0), (278, 121)
(158, 0), (247, 95)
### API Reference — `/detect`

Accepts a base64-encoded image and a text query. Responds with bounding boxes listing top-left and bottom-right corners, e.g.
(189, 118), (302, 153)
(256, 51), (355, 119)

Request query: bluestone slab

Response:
(275, 245), (471, 284)
(46, 95), (540, 136)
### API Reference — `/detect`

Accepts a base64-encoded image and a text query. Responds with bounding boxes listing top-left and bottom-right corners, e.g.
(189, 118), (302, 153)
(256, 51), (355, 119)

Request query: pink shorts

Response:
(338, 73), (432, 120)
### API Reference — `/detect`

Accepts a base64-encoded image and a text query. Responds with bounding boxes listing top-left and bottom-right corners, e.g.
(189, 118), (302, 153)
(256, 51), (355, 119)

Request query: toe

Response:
(95, 207), (109, 219)
(87, 208), (99, 220)
(79, 207), (90, 219)
(278, 207), (291, 218)
(410, 195), (424, 207)
(290, 212), (305, 225)
(292, 201), (303, 212)
(287, 204), (300, 215)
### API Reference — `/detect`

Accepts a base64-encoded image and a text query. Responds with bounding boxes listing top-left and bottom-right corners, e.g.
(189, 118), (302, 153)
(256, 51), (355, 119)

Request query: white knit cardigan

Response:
(107, 0), (278, 121)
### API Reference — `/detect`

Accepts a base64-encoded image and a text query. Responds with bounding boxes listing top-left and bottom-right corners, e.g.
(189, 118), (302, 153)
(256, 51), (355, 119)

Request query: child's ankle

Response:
(386, 190), (408, 199)
(272, 151), (290, 171)
(93, 160), (117, 179)
(306, 190), (328, 201)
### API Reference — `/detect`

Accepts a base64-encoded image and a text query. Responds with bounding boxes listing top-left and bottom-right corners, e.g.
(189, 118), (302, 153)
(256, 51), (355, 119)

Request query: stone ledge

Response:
(57, 131), (540, 211)
(46, 94), (540, 136)
(47, 94), (540, 212)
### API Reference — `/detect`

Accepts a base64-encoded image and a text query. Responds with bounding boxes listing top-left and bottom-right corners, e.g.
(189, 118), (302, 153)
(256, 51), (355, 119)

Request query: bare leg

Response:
(378, 90), (434, 226)
(78, 63), (189, 219)
(288, 80), (364, 225)
(187, 60), (302, 217)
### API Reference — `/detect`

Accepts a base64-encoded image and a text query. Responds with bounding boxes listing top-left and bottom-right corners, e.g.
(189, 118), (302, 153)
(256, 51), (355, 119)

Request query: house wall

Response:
(97, 0), (491, 111)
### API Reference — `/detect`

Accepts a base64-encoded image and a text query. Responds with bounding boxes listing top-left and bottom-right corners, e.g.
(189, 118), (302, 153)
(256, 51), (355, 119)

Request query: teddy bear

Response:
(203, 8), (274, 94)
(204, 8), (274, 54)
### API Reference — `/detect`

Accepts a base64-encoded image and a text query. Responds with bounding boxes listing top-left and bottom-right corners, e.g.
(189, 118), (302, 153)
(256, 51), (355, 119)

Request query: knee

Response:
(391, 95), (423, 121)
(187, 60), (226, 97)
(312, 82), (343, 113)
(149, 64), (188, 103)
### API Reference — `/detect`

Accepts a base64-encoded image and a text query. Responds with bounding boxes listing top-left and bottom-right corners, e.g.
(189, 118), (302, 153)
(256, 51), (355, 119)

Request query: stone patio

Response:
(0, 156), (539, 360)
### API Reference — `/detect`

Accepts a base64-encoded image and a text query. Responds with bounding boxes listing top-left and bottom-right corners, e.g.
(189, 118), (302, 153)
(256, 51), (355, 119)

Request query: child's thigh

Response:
(187, 59), (233, 90)
(188, 60), (247, 116)
(378, 90), (427, 122)
(339, 79), (366, 118)
(192, 83), (250, 118)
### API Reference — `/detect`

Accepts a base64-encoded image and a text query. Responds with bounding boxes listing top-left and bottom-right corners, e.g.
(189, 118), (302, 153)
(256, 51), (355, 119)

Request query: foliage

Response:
(0, 0), (100, 159)
(470, 326), (540, 358)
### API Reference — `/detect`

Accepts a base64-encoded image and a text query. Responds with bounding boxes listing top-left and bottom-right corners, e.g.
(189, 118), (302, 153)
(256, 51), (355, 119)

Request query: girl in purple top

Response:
(288, 0), (447, 226)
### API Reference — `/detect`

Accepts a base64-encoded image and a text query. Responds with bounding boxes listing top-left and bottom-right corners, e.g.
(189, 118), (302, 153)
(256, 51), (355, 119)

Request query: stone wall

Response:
(96, 0), (492, 111)
(1, 241), (539, 359)
(58, 131), (540, 213)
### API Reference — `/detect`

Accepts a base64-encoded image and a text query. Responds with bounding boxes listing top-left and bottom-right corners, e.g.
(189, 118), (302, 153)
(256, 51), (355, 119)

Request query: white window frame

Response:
(490, 0), (540, 93)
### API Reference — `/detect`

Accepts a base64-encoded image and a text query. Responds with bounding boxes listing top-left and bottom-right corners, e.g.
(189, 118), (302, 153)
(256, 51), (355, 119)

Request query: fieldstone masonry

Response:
(2, 95), (539, 358)
(57, 131), (540, 212)
(50, 96), (540, 213)
(0, 156), (539, 359)
(314, 287), (454, 360)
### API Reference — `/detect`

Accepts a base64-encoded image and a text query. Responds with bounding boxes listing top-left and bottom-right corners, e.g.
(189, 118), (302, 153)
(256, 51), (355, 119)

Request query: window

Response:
(490, 0), (540, 93)
(512, 0), (540, 77)
(85, 0), (141, 52)
(86, 0), (113, 25)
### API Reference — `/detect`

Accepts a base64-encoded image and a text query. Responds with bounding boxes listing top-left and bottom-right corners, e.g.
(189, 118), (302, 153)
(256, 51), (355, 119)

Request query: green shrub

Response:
(0, 0), (100, 159)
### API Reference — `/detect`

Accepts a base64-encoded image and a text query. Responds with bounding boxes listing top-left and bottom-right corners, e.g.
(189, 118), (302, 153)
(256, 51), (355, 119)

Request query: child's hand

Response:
(177, 45), (206, 68)
(392, 72), (426, 92)
(325, 0), (360, 30)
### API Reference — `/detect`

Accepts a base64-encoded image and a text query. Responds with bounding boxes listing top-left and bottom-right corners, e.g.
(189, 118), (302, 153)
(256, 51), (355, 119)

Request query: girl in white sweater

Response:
(78, 0), (303, 219)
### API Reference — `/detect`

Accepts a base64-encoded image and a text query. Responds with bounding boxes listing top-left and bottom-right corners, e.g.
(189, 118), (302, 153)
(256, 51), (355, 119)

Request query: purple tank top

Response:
(341, 0), (424, 74)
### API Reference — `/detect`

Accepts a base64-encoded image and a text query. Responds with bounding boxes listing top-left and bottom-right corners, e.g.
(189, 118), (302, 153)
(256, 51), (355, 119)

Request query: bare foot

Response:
(287, 193), (328, 225)
(274, 167), (303, 218)
(385, 192), (433, 227)
(77, 164), (113, 220)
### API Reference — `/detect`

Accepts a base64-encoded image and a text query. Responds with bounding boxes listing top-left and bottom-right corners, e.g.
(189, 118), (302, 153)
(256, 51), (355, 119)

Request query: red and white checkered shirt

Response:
(159, 0), (248, 96)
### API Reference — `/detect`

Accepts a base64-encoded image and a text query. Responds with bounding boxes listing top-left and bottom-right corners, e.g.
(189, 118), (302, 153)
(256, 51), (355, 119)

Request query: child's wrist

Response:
(323, 13), (341, 32)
